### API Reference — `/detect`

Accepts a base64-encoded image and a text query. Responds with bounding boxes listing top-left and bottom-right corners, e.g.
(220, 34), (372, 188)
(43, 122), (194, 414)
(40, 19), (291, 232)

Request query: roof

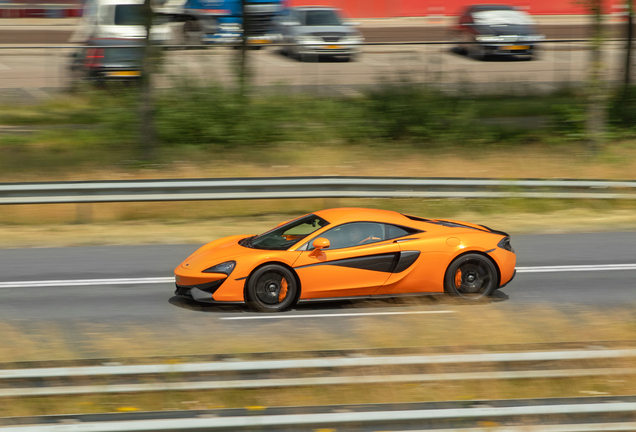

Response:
(313, 207), (410, 225)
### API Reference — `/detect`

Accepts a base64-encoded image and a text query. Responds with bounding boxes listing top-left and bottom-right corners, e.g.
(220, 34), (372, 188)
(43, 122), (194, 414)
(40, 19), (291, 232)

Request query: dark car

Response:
(452, 4), (544, 60)
(69, 38), (145, 86)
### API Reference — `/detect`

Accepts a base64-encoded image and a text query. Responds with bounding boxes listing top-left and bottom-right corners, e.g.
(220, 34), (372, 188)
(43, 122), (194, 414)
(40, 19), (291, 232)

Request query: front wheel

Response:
(444, 253), (498, 300)
(246, 264), (298, 312)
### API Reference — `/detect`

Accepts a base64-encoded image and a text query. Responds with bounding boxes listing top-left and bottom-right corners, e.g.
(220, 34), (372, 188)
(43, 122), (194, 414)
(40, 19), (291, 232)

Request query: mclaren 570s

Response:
(174, 208), (516, 312)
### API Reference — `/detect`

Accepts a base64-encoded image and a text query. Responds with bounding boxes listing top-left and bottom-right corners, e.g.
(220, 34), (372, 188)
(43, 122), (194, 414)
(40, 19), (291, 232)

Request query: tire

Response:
(444, 253), (498, 300)
(246, 264), (298, 312)
(468, 44), (487, 61)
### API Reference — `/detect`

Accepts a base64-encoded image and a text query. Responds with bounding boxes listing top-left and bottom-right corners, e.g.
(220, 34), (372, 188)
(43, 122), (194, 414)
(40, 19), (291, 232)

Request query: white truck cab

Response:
(70, 0), (174, 44)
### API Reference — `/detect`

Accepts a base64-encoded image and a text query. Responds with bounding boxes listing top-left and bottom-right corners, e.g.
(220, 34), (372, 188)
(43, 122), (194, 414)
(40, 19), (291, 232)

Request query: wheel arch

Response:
(243, 261), (302, 304)
(444, 250), (501, 291)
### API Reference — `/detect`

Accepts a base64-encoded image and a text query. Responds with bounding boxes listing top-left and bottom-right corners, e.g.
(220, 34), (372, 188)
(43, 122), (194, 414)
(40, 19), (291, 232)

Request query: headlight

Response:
(219, 23), (241, 31)
(295, 35), (323, 43)
(523, 34), (545, 41)
(475, 35), (505, 42)
(203, 261), (236, 275)
(342, 35), (364, 43)
(497, 237), (514, 253)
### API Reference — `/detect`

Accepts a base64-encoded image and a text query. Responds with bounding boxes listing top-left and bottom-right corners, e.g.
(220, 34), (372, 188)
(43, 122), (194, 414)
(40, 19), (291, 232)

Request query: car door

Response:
(292, 222), (401, 300)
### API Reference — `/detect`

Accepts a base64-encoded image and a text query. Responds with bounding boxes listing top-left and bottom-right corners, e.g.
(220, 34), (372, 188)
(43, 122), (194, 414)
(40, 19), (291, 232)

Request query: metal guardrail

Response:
(2, 347), (636, 430)
(2, 397), (636, 431)
(1, 176), (635, 205)
(2, 348), (635, 398)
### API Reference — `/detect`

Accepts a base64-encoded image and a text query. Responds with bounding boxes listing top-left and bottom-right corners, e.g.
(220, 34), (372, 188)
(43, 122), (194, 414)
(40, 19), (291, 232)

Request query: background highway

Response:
(0, 17), (630, 99)
(0, 22), (626, 45)
(0, 232), (634, 329)
(0, 42), (626, 101)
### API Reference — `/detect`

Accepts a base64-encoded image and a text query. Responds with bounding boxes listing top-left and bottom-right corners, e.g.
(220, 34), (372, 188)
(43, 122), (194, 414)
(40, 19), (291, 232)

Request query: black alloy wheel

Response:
(444, 253), (498, 300)
(246, 264), (298, 312)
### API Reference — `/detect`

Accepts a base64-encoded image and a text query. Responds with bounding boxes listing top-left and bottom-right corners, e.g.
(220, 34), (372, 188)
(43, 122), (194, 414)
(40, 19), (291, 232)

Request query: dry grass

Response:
(1, 206), (636, 248)
(2, 305), (635, 363)
(3, 142), (636, 183)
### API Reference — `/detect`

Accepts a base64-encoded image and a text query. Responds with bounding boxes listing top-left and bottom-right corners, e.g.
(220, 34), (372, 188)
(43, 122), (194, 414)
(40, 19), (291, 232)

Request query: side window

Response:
(386, 224), (417, 240)
(319, 222), (385, 250)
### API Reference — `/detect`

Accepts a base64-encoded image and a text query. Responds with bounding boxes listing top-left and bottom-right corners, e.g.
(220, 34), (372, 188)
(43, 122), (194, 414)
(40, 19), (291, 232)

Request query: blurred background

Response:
(1, 0), (636, 430)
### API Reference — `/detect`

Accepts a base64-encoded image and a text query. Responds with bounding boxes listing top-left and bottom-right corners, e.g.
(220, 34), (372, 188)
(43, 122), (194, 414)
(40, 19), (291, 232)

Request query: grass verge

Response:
(1, 83), (636, 181)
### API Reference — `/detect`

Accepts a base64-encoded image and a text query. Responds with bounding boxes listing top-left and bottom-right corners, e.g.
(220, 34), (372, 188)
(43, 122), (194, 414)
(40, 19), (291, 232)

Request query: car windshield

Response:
(472, 10), (533, 25)
(304, 10), (342, 26)
(247, 214), (329, 250)
(114, 4), (146, 25)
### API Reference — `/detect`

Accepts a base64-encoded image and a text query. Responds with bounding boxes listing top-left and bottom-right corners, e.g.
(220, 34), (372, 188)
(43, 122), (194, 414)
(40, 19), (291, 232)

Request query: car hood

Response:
(295, 25), (358, 37)
(180, 235), (255, 271)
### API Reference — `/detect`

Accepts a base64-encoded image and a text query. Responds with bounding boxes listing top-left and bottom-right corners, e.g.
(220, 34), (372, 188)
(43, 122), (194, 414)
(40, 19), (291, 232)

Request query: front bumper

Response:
(174, 282), (245, 304)
(294, 42), (361, 56)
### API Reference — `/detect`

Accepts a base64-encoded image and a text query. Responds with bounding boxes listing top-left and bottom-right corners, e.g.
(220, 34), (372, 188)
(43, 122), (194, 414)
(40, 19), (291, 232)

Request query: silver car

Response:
(274, 6), (364, 61)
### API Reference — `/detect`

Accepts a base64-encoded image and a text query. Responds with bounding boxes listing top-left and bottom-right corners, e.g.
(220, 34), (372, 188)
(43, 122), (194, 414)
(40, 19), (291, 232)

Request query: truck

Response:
(155, 0), (285, 45)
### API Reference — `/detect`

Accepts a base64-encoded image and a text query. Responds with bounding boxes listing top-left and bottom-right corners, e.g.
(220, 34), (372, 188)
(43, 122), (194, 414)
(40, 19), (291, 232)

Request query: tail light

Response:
(497, 236), (514, 253)
(85, 47), (104, 68)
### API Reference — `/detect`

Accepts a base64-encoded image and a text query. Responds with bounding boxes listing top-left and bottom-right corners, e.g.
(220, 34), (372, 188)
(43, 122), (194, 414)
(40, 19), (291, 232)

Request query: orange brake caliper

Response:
(454, 269), (462, 289)
(278, 278), (288, 302)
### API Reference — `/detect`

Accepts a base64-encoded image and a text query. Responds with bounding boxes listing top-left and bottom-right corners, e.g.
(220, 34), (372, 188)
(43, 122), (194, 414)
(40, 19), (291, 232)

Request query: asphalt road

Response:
(0, 232), (635, 327)
(0, 41), (626, 102)
(0, 23), (626, 45)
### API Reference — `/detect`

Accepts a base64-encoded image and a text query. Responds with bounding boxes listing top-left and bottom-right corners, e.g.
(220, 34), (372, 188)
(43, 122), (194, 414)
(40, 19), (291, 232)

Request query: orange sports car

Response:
(174, 208), (516, 312)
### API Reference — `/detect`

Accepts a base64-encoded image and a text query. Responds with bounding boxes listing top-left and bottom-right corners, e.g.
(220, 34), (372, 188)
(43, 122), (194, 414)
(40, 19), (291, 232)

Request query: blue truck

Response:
(156, 0), (285, 45)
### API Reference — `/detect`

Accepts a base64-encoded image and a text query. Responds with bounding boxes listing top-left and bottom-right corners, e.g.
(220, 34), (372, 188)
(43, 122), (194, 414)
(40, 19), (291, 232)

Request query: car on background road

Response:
(70, 0), (175, 44)
(273, 6), (364, 61)
(68, 38), (145, 86)
(451, 4), (544, 60)
(174, 208), (516, 312)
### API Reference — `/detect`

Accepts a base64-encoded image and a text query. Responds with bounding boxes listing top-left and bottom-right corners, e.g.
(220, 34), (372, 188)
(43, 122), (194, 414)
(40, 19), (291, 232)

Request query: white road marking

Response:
(220, 311), (455, 320)
(517, 264), (636, 273)
(0, 277), (173, 289)
(0, 264), (635, 289)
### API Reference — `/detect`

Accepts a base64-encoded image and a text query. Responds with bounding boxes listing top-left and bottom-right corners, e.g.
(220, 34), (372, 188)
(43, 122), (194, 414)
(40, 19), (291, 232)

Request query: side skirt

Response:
(298, 292), (444, 304)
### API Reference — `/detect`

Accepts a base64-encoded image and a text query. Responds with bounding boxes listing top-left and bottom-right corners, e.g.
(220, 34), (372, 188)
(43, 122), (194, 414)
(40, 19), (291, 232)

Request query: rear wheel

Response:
(246, 264), (298, 312)
(444, 253), (497, 300)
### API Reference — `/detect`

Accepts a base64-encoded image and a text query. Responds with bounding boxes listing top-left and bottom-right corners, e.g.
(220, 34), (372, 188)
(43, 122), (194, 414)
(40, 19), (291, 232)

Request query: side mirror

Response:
(312, 237), (330, 250)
